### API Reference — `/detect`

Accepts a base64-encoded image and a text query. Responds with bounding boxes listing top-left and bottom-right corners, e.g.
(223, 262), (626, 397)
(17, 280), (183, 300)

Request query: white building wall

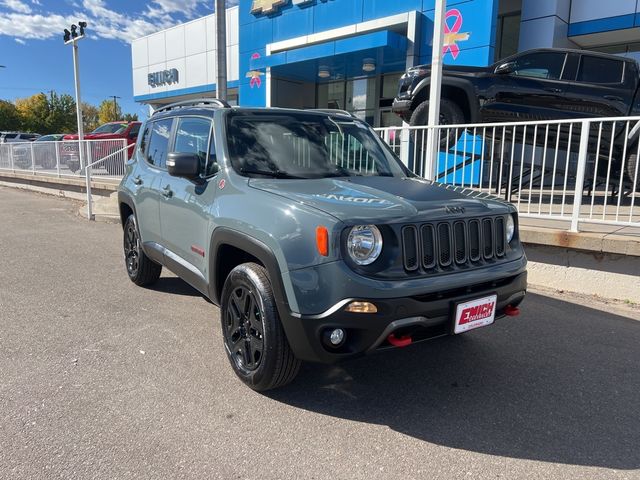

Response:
(131, 6), (240, 99)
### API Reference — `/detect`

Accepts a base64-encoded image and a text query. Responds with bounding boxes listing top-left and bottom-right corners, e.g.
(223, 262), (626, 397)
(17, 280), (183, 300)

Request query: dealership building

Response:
(131, 0), (640, 127)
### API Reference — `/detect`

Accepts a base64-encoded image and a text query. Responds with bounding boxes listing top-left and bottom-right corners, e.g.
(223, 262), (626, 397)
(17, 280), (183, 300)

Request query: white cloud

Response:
(2, 0), (32, 13)
(15, 37), (25, 44)
(0, 0), (215, 44)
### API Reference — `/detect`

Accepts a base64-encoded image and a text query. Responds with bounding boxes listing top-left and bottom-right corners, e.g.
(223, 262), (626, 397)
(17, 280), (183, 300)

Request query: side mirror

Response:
(495, 61), (516, 75)
(167, 152), (200, 179)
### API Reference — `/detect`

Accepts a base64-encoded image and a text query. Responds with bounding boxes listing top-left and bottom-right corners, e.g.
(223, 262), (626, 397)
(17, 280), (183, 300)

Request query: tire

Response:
(123, 214), (162, 286)
(410, 98), (465, 150)
(625, 152), (640, 191)
(220, 262), (301, 391)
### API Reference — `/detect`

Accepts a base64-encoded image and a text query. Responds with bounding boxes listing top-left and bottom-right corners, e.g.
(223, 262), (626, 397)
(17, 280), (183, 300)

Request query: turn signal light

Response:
(344, 301), (378, 314)
(316, 226), (329, 257)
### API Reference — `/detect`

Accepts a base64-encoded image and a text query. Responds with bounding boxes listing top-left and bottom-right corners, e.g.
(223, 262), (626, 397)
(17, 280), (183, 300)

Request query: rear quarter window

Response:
(577, 56), (624, 84)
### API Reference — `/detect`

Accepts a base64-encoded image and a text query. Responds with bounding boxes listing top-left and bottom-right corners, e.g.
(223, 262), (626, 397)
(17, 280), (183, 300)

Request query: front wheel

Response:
(625, 152), (640, 191)
(220, 263), (301, 391)
(410, 98), (465, 150)
(123, 214), (162, 286)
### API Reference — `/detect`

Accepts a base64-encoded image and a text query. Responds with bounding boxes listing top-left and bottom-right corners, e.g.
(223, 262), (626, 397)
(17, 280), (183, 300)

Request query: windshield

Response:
(92, 123), (127, 134)
(225, 111), (407, 179)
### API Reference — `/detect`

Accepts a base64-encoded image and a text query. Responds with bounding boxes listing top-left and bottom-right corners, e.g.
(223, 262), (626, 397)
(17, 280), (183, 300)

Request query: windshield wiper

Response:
(240, 167), (304, 179)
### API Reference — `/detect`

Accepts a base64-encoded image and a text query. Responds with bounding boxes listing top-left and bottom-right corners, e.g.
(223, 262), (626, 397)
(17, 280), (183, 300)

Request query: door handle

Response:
(162, 185), (173, 198)
(604, 95), (624, 102)
(133, 175), (143, 185)
(545, 88), (562, 94)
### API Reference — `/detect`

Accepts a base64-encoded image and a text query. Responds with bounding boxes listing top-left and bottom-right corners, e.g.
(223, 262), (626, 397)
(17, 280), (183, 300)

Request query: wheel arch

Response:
(117, 191), (136, 229)
(209, 228), (291, 314)
(411, 77), (478, 123)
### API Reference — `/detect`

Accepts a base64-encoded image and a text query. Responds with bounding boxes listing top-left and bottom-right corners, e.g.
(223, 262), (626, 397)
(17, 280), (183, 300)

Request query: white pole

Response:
(72, 41), (92, 220)
(425, 0), (447, 181)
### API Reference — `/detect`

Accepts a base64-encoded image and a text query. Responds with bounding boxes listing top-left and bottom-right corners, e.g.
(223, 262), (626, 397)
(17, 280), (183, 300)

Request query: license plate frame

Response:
(453, 294), (498, 334)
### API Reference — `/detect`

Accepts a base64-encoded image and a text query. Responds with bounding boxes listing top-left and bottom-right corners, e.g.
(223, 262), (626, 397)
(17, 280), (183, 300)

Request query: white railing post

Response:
(55, 143), (61, 177)
(571, 119), (590, 233)
(400, 127), (410, 168)
(31, 142), (35, 174)
(9, 145), (14, 172)
(85, 140), (94, 221)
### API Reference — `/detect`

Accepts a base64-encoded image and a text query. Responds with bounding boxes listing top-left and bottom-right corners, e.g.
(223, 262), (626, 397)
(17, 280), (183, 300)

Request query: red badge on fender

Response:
(218, 179), (226, 189)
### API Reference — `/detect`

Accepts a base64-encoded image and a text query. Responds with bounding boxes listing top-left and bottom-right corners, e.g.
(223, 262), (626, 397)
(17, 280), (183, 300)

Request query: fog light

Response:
(329, 328), (345, 346)
(344, 301), (378, 313)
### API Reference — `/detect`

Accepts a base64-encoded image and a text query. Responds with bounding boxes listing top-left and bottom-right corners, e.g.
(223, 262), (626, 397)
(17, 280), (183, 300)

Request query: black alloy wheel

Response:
(122, 214), (162, 286)
(223, 285), (265, 373)
(124, 220), (140, 278)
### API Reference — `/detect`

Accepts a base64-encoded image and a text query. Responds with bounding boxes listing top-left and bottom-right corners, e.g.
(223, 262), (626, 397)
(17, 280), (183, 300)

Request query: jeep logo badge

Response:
(445, 206), (465, 214)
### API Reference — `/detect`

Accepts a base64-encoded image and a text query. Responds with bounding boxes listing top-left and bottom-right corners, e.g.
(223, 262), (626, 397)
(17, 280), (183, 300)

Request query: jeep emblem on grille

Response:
(445, 206), (466, 214)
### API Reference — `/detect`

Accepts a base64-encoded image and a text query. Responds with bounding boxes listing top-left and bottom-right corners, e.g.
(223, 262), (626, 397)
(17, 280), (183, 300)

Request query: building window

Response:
(496, 12), (521, 61)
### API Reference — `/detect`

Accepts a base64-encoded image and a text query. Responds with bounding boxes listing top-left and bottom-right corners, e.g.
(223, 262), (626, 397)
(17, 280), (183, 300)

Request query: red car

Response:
(62, 121), (141, 174)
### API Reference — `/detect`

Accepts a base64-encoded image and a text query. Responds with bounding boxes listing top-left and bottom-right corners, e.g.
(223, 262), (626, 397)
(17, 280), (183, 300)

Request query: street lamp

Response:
(64, 21), (92, 219)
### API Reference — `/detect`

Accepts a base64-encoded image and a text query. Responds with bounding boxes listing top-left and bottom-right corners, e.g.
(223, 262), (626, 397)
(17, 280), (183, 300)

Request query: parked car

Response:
(118, 99), (527, 391)
(62, 121), (141, 174)
(393, 48), (640, 188)
(0, 132), (40, 143)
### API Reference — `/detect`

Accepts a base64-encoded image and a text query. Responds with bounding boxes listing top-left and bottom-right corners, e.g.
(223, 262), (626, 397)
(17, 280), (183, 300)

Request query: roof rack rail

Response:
(306, 108), (358, 119)
(154, 98), (231, 114)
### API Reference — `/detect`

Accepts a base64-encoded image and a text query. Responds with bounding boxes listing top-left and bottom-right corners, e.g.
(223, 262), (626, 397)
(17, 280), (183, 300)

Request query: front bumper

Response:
(279, 271), (527, 363)
(392, 98), (413, 118)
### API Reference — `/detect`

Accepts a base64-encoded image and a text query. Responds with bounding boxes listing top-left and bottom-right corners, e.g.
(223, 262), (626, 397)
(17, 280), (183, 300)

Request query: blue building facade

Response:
(132, 0), (640, 126)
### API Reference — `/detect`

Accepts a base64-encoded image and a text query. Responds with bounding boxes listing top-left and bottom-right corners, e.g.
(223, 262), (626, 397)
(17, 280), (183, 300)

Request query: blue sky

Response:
(0, 0), (232, 122)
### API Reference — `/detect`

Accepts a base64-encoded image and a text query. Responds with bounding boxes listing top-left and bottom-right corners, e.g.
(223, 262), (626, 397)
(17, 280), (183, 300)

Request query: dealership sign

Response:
(251, 0), (333, 15)
(148, 68), (179, 88)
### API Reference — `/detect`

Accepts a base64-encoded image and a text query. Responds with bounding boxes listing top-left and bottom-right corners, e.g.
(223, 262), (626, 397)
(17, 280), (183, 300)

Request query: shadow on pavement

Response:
(148, 276), (202, 297)
(269, 293), (640, 470)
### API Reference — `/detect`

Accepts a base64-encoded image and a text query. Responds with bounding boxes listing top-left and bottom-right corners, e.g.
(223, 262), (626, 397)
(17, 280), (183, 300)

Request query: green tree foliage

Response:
(45, 92), (77, 134)
(82, 102), (100, 133)
(0, 100), (21, 130)
(122, 113), (139, 122)
(98, 99), (122, 124)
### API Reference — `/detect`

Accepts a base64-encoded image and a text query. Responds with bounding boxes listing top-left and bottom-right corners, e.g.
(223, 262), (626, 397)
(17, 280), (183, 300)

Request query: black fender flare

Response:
(117, 191), (137, 228)
(208, 227), (292, 315)
(411, 76), (480, 122)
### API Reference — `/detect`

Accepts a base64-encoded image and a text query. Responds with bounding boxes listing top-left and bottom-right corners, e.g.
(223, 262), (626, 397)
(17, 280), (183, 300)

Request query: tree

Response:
(15, 93), (49, 133)
(46, 92), (77, 133)
(122, 113), (138, 122)
(82, 103), (100, 133)
(0, 100), (21, 130)
(98, 99), (122, 124)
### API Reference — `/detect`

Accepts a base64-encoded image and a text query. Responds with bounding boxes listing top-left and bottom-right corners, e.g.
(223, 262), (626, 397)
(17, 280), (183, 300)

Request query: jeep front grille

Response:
(401, 216), (508, 273)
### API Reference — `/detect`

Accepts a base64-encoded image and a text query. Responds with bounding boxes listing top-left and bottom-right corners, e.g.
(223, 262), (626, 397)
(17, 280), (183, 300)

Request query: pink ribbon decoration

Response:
(443, 9), (469, 60)
(247, 52), (264, 89)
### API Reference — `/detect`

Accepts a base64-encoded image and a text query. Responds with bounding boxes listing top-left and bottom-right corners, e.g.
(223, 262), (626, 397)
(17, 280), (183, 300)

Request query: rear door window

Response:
(577, 56), (625, 84)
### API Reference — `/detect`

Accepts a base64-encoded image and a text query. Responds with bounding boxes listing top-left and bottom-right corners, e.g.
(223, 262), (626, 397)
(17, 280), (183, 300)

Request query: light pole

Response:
(425, 0), (447, 181)
(215, 0), (227, 101)
(110, 95), (121, 121)
(64, 22), (93, 220)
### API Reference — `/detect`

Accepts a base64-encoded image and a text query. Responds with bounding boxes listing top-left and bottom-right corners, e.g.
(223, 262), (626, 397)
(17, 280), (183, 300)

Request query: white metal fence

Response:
(0, 139), (130, 179)
(376, 116), (640, 232)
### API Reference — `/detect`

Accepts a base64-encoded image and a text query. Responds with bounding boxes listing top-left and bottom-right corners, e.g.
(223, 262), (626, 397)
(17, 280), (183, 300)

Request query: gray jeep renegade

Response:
(118, 99), (527, 391)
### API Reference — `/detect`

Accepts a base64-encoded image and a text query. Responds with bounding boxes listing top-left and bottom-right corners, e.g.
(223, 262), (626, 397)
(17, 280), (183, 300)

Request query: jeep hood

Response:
(248, 176), (510, 223)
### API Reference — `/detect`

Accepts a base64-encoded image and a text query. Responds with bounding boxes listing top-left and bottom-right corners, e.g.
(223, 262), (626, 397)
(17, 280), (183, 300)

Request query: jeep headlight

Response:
(506, 214), (516, 243)
(347, 225), (383, 265)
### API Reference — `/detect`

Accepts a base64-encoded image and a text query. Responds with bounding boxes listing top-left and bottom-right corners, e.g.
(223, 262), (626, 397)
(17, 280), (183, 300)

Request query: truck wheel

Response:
(625, 152), (640, 190)
(123, 214), (162, 286)
(221, 263), (301, 391)
(410, 98), (465, 150)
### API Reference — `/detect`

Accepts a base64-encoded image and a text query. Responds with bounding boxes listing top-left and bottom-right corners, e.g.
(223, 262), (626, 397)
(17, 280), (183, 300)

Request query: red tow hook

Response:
(504, 305), (520, 317)
(387, 333), (413, 348)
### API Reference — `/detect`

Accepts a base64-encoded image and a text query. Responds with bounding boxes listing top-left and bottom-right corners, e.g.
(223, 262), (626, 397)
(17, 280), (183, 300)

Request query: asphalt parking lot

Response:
(1, 186), (639, 480)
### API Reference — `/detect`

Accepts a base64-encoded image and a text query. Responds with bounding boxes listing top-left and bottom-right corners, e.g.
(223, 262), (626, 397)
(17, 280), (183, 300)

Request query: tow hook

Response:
(387, 333), (413, 348)
(504, 305), (520, 317)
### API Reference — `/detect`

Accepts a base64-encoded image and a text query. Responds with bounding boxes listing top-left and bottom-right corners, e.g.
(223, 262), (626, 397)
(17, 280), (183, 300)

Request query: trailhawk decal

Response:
(313, 193), (394, 206)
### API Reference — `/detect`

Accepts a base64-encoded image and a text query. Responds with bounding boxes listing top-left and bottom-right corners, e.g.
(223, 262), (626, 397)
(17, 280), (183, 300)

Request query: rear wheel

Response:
(221, 263), (301, 391)
(123, 214), (162, 286)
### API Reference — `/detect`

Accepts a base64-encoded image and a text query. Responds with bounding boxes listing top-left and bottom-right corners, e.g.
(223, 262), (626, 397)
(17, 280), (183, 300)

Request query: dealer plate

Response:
(454, 294), (497, 334)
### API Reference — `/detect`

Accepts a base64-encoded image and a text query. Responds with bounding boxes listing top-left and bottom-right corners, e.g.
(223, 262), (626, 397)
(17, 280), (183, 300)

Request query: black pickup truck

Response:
(393, 48), (640, 187)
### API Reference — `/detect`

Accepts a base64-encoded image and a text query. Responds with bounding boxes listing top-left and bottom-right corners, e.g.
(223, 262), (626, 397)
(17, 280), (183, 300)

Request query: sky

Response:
(0, 0), (235, 124)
